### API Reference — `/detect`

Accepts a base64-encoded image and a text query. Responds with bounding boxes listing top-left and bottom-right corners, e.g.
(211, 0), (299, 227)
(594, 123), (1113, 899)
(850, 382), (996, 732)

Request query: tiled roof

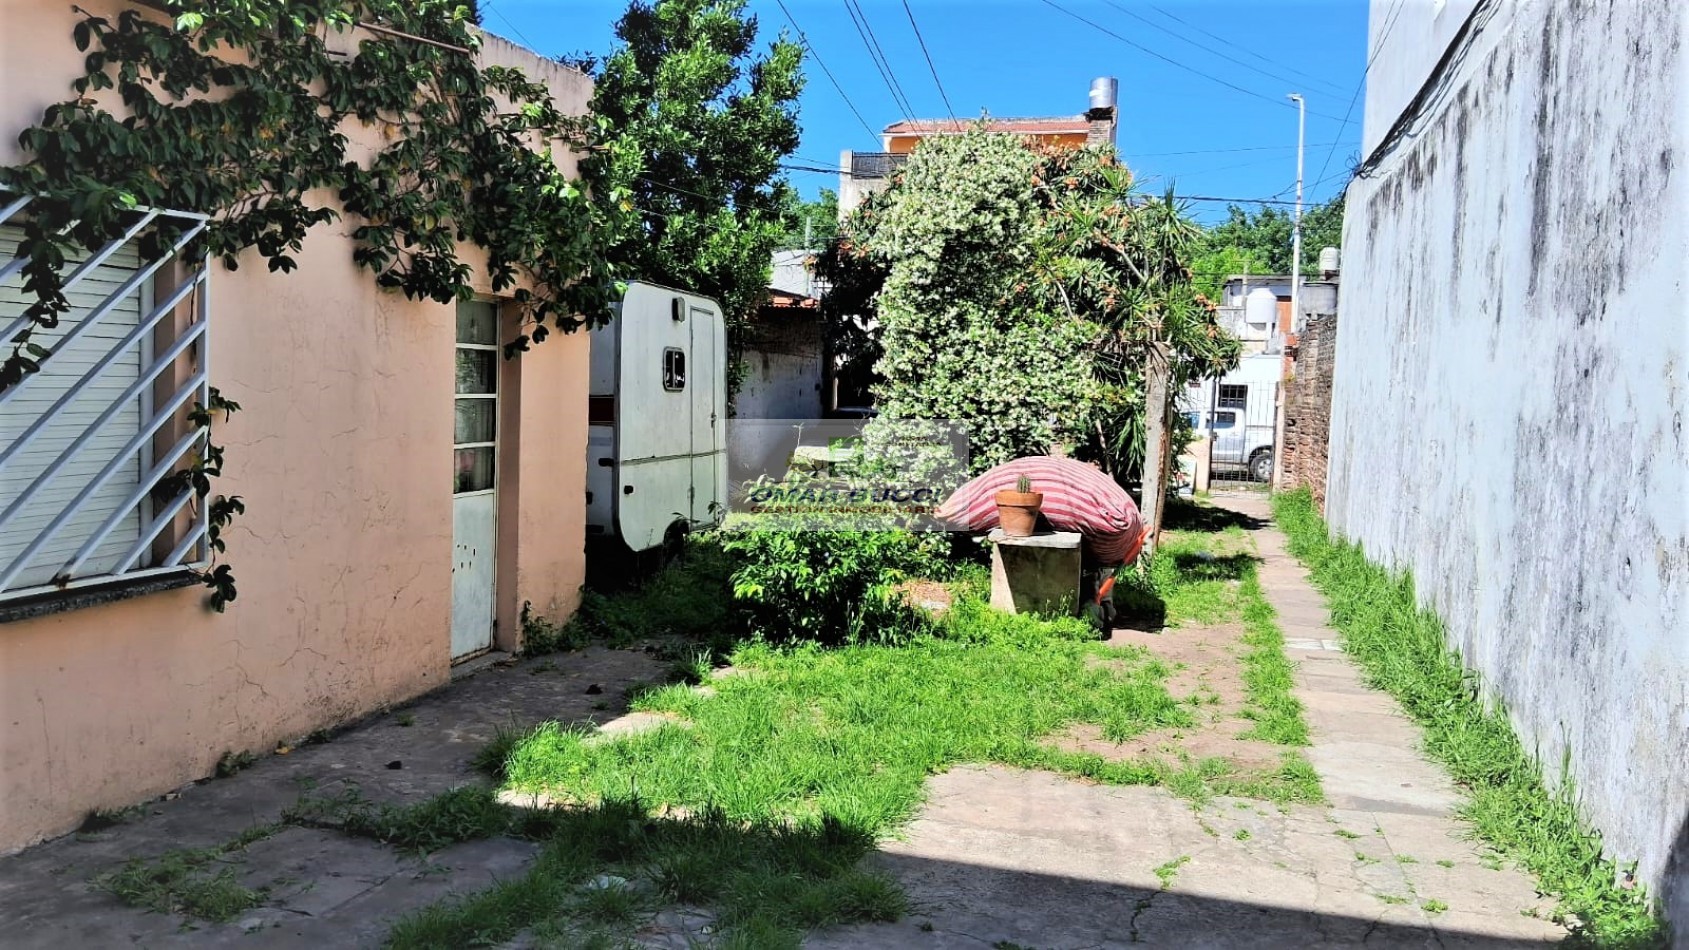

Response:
(882, 116), (1092, 136)
(763, 288), (819, 309)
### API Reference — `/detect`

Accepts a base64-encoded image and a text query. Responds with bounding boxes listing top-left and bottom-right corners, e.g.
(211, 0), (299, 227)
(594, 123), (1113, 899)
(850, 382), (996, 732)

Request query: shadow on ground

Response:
(809, 849), (1561, 949)
(1162, 500), (1270, 533)
(1171, 551), (1255, 582)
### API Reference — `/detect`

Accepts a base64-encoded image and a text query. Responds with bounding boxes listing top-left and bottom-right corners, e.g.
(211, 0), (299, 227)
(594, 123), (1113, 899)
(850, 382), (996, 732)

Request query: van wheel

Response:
(661, 521), (690, 566)
(1250, 448), (1273, 483)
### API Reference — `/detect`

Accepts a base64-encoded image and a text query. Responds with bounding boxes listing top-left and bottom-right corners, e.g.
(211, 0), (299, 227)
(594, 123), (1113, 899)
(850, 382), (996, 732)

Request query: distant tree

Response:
(1188, 245), (1272, 301)
(1298, 195), (1345, 270)
(581, 0), (804, 393)
(777, 187), (838, 248)
(1199, 194), (1344, 276)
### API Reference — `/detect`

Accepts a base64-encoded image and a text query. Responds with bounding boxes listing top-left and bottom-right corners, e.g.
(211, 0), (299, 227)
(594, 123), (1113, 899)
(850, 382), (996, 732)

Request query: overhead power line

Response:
(1039, 0), (1346, 121)
(900, 0), (960, 129)
(842, 0), (917, 121)
(1314, 0), (1411, 194)
(1100, 0), (1348, 99)
(780, 162), (847, 175)
(479, 0), (543, 55)
(1129, 141), (1354, 158)
(1178, 194), (1309, 207)
(1147, 3), (1348, 97)
(772, 0), (880, 141)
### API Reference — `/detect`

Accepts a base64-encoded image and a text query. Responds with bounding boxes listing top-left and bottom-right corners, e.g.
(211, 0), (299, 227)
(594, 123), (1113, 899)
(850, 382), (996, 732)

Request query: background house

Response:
(1330, 0), (1687, 926)
(0, 3), (597, 853)
(838, 77), (1120, 216)
(729, 255), (827, 481)
(1181, 267), (1339, 485)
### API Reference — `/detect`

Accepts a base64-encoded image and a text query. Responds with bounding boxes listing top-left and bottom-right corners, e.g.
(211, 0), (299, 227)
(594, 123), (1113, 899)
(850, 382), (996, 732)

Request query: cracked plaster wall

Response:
(1330, 0), (1689, 916)
(0, 3), (594, 852)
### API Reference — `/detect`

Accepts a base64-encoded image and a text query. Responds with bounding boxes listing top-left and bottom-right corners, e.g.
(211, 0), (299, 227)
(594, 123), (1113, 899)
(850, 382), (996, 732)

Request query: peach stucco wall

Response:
(0, 3), (592, 851)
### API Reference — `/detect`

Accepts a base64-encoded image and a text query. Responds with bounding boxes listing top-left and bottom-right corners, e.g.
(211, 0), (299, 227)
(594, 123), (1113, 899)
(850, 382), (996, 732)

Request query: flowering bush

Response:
(819, 129), (1240, 479)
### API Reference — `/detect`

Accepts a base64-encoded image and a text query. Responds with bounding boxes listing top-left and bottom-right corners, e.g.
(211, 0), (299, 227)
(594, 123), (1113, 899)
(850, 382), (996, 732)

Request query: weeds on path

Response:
(1236, 570), (1309, 745)
(1272, 490), (1664, 948)
(95, 824), (281, 923)
(1116, 517), (1313, 750)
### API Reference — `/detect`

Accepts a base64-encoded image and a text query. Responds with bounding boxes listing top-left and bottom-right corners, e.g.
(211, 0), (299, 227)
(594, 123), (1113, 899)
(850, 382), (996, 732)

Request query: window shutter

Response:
(0, 224), (146, 590)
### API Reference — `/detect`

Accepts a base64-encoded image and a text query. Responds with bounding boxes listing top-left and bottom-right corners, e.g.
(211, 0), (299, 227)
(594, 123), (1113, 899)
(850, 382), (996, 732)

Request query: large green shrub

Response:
(720, 529), (944, 644)
(819, 129), (1239, 478)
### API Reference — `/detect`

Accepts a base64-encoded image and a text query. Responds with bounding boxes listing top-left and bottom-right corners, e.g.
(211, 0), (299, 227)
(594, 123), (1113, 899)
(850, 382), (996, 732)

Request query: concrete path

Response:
(808, 493), (1565, 948)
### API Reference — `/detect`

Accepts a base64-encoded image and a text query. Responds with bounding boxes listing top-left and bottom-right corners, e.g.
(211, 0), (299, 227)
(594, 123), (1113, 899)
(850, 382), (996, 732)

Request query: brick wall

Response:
(1280, 312), (1336, 512)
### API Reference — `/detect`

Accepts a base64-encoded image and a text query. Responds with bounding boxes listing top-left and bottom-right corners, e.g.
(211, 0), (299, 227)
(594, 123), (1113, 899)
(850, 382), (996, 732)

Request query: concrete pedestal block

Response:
(988, 529), (1083, 617)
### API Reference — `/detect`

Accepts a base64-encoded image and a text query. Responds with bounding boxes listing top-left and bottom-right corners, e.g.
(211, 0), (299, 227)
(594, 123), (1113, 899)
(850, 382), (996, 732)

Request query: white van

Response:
(586, 282), (728, 552)
(1185, 407), (1274, 482)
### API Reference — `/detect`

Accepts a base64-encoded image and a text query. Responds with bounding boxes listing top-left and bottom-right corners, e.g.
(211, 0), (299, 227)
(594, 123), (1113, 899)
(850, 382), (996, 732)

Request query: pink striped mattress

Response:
(936, 456), (1146, 565)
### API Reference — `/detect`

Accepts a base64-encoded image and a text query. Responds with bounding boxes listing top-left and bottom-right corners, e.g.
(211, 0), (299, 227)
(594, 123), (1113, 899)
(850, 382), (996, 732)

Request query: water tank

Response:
(1318, 246), (1341, 275)
(1245, 287), (1277, 327)
(1089, 77), (1118, 112)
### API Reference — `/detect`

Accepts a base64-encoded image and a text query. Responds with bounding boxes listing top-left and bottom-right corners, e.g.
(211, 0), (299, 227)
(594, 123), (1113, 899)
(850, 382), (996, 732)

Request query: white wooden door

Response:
(451, 301), (498, 659)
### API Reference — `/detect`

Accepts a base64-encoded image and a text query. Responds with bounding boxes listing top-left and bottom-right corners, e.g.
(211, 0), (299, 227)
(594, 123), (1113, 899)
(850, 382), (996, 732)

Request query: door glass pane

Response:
(454, 447), (495, 493)
(456, 348), (496, 394)
(455, 398), (496, 444)
(456, 301), (498, 345)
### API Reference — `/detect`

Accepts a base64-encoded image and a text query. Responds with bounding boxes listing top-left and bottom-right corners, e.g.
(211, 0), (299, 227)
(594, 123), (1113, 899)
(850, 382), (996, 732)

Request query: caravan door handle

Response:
(710, 411), (717, 428)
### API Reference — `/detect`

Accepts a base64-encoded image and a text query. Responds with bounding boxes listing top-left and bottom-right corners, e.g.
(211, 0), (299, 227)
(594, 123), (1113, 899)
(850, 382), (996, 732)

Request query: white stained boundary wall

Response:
(1330, 0), (1689, 913)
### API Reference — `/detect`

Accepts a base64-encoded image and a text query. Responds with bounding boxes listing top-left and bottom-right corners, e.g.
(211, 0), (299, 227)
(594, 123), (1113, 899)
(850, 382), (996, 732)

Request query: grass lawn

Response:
(378, 503), (1316, 948)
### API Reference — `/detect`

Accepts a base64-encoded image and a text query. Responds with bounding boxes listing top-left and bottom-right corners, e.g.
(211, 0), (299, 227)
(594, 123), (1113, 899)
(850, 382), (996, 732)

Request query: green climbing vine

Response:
(0, 0), (633, 609)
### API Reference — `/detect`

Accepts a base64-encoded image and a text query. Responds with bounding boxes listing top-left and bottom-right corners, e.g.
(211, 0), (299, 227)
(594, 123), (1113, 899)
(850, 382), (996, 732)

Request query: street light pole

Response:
(1273, 92), (1306, 493)
(1287, 93), (1306, 335)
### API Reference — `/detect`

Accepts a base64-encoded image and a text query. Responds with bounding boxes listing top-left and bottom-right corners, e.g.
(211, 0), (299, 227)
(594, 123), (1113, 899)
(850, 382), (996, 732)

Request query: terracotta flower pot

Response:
(995, 490), (1043, 538)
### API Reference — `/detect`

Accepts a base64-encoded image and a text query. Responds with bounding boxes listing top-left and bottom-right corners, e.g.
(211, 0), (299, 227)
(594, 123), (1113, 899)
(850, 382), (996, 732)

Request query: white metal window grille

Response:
(0, 194), (213, 601)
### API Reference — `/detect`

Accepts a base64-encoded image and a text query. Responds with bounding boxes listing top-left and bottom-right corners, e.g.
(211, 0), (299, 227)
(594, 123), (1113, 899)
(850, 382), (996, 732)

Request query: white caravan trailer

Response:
(586, 282), (728, 552)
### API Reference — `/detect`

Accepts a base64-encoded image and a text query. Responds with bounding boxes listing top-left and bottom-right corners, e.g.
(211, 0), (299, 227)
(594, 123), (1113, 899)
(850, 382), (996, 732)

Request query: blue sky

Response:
(482, 0), (1369, 222)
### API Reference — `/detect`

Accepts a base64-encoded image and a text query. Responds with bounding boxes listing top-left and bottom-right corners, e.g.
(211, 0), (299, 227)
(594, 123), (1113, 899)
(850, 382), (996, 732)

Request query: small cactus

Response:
(1014, 474), (1033, 494)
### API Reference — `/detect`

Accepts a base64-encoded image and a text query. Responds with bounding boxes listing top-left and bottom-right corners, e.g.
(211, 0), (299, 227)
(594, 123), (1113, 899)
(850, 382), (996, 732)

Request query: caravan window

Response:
(1211, 411), (1237, 430)
(662, 347), (686, 391)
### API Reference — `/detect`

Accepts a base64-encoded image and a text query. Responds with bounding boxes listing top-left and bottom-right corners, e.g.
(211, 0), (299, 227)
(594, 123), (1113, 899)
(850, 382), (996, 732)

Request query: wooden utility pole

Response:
(1139, 342), (1170, 556)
